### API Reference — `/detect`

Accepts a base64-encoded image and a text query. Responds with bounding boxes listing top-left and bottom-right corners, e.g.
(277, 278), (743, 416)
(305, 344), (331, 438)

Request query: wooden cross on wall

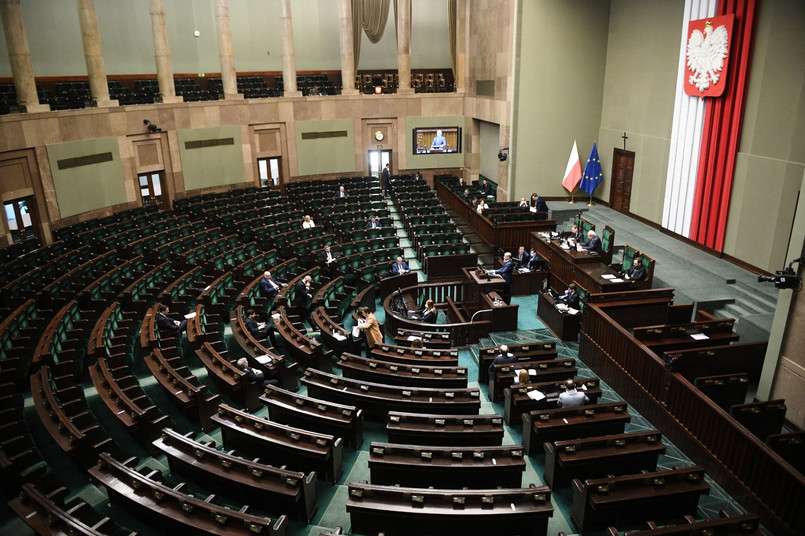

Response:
(622, 132), (629, 150)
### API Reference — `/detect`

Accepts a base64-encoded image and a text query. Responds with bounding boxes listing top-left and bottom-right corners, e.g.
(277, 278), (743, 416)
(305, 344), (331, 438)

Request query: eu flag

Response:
(579, 142), (603, 195)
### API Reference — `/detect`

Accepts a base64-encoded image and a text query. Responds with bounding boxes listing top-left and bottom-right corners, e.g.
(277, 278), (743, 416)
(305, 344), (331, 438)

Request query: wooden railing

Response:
(382, 281), (491, 346)
(578, 301), (805, 536)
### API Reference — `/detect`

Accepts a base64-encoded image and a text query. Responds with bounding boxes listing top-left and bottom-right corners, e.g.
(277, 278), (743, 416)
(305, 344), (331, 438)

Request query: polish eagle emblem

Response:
(684, 15), (733, 98)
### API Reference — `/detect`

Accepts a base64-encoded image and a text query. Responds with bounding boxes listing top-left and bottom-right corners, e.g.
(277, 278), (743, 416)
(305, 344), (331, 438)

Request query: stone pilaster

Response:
(149, 0), (182, 103)
(0, 0), (49, 112)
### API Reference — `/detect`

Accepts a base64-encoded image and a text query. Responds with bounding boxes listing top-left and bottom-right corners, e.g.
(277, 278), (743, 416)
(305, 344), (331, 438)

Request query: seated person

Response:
(430, 130), (447, 150)
(557, 379), (589, 408)
(476, 199), (489, 213)
(410, 338), (425, 349)
(622, 257), (647, 281)
(513, 369), (530, 386)
(560, 283), (580, 309)
(156, 304), (187, 338)
(470, 197), (480, 210)
(530, 193), (549, 212)
(462, 188), (471, 201)
(319, 245), (340, 278)
(243, 308), (279, 347)
(518, 197), (529, 208)
(488, 344), (516, 376)
(419, 299), (438, 324)
(235, 357), (278, 389)
(457, 177), (466, 188)
(567, 224), (584, 244)
(365, 215), (381, 229)
(512, 246), (530, 266)
(334, 186), (348, 198)
(527, 248), (545, 271)
(579, 230), (602, 254)
(258, 270), (284, 301)
(480, 179), (493, 196)
(392, 256), (410, 275)
(302, 215), (315, 229)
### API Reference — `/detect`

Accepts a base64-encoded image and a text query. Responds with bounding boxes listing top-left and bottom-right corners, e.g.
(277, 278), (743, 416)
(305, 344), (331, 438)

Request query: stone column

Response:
(77, 0), (116, 106)
(279, 0), (300, 97)
(149, 0), (182, 103)
(455, 0), (467, 93)
(0, 0), (49, 112)
(338, 0), (358, 96)
(396, 0), (413, 94)
(214, 0), (241, 100)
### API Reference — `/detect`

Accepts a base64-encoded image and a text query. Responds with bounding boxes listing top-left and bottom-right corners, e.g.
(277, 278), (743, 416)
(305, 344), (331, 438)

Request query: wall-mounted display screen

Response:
(413, 127), (462, 154)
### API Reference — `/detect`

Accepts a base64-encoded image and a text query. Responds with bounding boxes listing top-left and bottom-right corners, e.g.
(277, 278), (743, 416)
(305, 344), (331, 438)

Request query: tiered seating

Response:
(386, 411), (504, 446)
(477, 341), (558, 384)
(521, 402), (631, 456)
(338, 352), (468, 388)
(214, 403), (343, 482)
(153, 427), (317, 522)
(368, 442), (526, 488)
(543, 430), (666, 487)
(140, 303), (220, 431)
(571, 466), (710, 533)
(606, 512), (762, 536)
(301, 368), (481, 419)
(261, 384), (364, 449)
(370, 343), (459, 365)
(89, 452), (288, 535)
(347, 482), (552, 536)
(488, 357), (577, 402)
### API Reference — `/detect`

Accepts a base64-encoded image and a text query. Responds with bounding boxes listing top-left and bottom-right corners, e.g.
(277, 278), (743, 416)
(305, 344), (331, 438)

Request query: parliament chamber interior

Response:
(0, 1), (803, 536)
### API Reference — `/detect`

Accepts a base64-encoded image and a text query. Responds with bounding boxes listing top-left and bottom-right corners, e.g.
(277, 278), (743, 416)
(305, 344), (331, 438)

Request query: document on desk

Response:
(527, 390), (546, 401)
(610, 278), (625, 283)
(690, 333), (710, 340)
(567, 308), (579, 315)
(255, 354), (274, 365)
(601, 274), (616, 280)
(184, 312), (197, 319)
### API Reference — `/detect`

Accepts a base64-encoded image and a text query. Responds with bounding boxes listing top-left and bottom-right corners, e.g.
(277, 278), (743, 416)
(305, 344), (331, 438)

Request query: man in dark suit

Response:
(488, 252), (515, 304)
(235, 357), (278, 389)
(365, 215), (381, 229)
(488, 344), (516, 376)
(334, 186), (348, 198)
(480, 179), (493, 196)
(512, 246), (530, 267)
(561, 283), (580, 309)
(319, 245), (340, 278)
(623, 257), (647, 282)
(568, 224), (584, 243)
(381, 163), (391, 196)
(580, 230), (602, 255)
(293, 275), (314, 325)
(243, 308), (279, 347)
(392, 256), (410, 275)
(156, 304), (187, 338)
(258, 270), (283, 302)
(531, 193), (549, 212)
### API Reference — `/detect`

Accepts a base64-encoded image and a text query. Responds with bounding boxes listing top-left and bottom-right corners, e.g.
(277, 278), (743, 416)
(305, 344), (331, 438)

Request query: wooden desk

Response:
(544, 430), (666, 487)
(504, 377), (602, 425)
(522, 402), (631, 456)
(532, 233), (599, 292)
(571, 466), (709, 533)
(537, 291), (581, 341)
(386, 411), (505, 446)
(368, 442), (526, 489)
(347, 482), (553, 536)
(461, 268), (519, 331)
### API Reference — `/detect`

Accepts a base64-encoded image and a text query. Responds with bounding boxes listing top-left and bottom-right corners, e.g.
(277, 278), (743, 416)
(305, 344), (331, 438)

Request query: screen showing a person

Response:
(413, 127), (461, 154)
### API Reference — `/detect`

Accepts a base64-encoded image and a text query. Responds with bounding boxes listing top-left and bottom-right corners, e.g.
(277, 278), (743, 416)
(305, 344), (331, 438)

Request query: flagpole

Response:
(587, 194), (594, 206)
(569, 191), (575, 204)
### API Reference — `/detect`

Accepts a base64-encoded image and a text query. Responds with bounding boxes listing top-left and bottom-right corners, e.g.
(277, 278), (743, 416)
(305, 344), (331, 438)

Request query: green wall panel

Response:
(177, 126), (245, 191)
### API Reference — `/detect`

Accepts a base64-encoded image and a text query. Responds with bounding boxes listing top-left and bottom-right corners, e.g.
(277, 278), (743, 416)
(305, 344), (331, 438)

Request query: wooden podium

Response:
(461, 268), (518, 332)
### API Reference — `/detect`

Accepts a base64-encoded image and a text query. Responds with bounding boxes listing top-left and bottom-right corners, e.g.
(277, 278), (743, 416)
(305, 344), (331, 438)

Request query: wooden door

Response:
(609, 149), (635, 213)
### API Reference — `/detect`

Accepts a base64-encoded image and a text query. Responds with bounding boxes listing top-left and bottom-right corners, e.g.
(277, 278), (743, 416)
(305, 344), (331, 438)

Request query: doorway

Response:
(609, 149), (635, 213)
(258, 157), (283, 192)
(138, 171), (168, 209)
(368, 150), (392, 178)
(4, 196), (39, 243)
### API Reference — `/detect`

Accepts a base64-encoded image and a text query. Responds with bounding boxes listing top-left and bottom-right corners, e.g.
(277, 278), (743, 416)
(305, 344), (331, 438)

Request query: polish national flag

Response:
(562, 140), (583, 192)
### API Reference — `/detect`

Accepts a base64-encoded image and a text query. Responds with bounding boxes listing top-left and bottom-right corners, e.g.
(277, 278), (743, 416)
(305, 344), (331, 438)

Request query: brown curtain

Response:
(352, 0), (391, 71)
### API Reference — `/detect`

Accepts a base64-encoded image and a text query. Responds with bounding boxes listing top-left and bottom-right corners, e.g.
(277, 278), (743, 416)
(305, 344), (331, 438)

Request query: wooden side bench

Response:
(337, 352), (468, 388)
(504, 377), (602, 425)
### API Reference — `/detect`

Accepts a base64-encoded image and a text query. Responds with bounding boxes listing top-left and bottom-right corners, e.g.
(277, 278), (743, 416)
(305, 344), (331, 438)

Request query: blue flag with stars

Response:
(579, 142), (603, 195)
